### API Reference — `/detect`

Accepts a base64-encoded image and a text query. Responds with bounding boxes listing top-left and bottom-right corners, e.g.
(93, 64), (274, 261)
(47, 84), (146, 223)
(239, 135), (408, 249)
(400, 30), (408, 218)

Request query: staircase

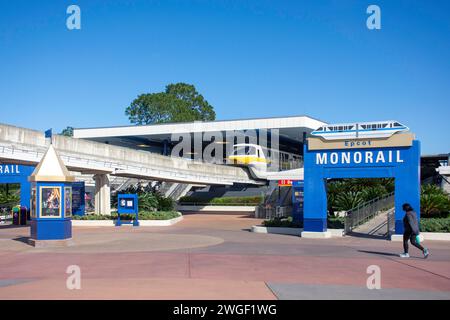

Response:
(344, 192), (395, 238)
(159, 182), (193, 200)
(255, 182), (293, 219)
(351, 208), (394, 237)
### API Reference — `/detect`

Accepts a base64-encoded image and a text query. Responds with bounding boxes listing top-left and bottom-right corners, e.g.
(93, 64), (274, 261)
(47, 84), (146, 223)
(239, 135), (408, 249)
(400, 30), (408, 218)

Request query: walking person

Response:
(400, 203), (429, 258)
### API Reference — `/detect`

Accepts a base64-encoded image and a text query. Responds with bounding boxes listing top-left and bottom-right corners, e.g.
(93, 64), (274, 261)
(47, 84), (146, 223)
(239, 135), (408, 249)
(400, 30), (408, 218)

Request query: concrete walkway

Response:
(0, 213), (449, 299)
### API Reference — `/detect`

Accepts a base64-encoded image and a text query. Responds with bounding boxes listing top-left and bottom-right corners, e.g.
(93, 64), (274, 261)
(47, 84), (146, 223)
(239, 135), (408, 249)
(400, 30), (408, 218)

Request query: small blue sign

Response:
(117, 194), (139, 226)
(45, 129), (52, 139)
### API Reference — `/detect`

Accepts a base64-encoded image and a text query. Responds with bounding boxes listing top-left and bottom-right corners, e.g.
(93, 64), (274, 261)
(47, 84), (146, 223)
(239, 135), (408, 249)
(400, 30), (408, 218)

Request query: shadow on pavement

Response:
(12, 236), (30, 244)
(358, 250), (399, 257)
(347, 232), (388, 240)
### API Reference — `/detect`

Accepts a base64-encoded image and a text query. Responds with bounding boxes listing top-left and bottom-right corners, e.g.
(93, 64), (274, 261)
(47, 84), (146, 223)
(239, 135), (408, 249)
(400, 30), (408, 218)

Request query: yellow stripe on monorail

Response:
(227, 155), (270, 164)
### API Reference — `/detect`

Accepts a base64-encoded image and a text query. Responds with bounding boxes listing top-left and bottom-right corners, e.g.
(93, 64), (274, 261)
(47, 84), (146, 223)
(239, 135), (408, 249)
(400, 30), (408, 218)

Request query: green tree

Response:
(125, 83), (216, 125)
(61, 126), (74, 137)
(165, 83), (215, 121)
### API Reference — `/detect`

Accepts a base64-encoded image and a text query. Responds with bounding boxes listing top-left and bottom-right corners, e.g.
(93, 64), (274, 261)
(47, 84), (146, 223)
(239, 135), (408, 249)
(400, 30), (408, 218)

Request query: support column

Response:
(94, 174), (111, 216)
(438, 155), (450, 193)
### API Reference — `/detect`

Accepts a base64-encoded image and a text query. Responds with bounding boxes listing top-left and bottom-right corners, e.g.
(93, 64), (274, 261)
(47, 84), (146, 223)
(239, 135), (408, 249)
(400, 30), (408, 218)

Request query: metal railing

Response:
(386, 208), (396, 238)
(178, 202), (259, 207)
(344, 192), (395, 234)
(255, 205), (292, 219)
(0, 203), (16, 224)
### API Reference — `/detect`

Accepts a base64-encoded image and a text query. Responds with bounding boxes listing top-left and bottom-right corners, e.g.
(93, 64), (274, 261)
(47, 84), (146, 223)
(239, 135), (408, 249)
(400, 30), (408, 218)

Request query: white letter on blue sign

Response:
(316, 153), (327, 165)
(354, 152), (362, 164)
(330, 153), (338, 164)
(376, 151), (385, 163)
(342, 152), (351, 164)
(396, 150), (404, 163)
(365, 151), (374, 163)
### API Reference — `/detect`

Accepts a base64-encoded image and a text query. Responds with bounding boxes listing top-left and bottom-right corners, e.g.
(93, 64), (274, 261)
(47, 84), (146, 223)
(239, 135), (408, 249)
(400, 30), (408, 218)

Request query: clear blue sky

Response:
(0, 0), (449, 154)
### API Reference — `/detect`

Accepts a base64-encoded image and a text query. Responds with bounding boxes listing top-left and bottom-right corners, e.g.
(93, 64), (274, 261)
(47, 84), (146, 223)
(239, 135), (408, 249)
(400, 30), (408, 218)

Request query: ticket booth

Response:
(292, 180), (304, 223)
(28, 145), (74, 246)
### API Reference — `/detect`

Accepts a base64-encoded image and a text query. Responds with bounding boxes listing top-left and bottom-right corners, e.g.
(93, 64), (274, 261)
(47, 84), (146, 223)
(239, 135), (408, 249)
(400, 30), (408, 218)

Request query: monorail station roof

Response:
(73, 115), (326, 151)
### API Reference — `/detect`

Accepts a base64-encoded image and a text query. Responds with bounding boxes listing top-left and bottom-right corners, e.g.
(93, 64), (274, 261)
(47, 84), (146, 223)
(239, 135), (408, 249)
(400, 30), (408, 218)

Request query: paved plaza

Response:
(0, 213), (449, 299)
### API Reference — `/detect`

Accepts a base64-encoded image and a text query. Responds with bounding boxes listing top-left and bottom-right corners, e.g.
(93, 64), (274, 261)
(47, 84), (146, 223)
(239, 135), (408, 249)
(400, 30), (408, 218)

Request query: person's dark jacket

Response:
(403, 210), (420, 235)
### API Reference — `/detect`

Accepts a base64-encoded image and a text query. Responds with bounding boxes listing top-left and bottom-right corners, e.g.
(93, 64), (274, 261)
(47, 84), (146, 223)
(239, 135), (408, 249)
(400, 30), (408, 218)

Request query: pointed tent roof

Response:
(29, 145), (75, 182)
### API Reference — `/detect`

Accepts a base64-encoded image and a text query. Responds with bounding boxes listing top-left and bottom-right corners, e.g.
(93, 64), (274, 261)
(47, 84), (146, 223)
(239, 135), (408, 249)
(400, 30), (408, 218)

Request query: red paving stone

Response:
(0, 214), (449, 299)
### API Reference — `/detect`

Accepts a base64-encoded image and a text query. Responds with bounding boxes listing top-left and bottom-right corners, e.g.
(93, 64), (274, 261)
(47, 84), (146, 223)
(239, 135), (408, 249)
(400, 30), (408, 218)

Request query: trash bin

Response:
(12, 206), (20, 225)
(12, 205), (27, 225)
(20, 206), (28, 225)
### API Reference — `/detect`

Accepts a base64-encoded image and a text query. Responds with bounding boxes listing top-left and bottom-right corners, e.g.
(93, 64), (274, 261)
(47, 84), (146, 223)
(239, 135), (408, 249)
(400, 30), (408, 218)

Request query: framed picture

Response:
(40, 186), (62, 218)
(64, 187), (72, 218)
(30, 186), (37, 218)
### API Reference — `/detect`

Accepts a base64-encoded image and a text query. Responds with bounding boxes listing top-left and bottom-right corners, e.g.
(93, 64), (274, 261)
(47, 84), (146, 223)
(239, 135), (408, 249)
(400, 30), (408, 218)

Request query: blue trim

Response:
(304, 218), (327, 232)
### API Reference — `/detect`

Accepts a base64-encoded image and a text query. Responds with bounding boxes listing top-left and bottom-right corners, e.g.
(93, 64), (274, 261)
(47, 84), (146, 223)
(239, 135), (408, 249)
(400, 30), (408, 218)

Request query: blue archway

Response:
(0, 164), (35, 209)
(303, 140), (421, 235)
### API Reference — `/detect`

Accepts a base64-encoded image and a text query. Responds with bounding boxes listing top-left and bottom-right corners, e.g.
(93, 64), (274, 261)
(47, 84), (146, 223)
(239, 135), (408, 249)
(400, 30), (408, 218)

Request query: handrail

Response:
(344, 192), (395, 234)
(386, 208), (396, 238)
(178, 202), (259, 207)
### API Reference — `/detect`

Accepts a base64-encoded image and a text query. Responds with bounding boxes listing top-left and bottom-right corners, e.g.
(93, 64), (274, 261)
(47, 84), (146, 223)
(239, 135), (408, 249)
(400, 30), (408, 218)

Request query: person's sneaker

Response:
(399, 253), (410, 258)
(423, 248), (429, 259)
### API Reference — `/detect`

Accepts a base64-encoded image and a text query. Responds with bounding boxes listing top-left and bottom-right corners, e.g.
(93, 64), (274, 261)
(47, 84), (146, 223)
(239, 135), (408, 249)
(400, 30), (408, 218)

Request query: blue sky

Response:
(0, 0), (449, 154)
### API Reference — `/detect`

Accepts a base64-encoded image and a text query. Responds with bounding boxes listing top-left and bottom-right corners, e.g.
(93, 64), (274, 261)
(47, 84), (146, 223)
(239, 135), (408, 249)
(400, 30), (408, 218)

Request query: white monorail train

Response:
(227, 144), (302, 174)
(310, 120), (409, 140)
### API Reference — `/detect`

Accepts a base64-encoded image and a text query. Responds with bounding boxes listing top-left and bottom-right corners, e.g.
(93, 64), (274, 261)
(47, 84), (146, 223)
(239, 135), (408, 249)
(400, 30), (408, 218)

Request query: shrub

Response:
(334, 191), (365, 211)
(179, 195), (263, 206)
(139, 211), (180, 220)
(72, 214), (112, 220)
(327, 178), (394, 213)
(155, 194), (175, 211)
(0, 191), (20, 205)
(420, 217), (450, 233)
(263, 216), (302, 228)
(327, 216), (345, 229)
(72, 211), (180, 220)
(361, 185), (389, 202)
(262, 216), (345, 229)
(138, 192), (159, 211)
(420, 184), (450, 216)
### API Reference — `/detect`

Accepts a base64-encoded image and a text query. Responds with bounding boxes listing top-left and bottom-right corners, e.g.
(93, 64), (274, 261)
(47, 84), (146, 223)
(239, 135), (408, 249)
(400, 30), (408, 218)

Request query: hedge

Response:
(262, 216), (345, 229)
(420, 217), (450, 233)
(179, 195), (263, 206)
(72, 211), (180, 221)
(262, 216), (450, 232)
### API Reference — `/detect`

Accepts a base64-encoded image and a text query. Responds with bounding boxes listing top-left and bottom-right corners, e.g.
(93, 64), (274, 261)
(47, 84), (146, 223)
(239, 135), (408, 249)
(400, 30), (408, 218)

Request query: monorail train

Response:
(310, 120), (409, 140)
(227, 143), (302, 173)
